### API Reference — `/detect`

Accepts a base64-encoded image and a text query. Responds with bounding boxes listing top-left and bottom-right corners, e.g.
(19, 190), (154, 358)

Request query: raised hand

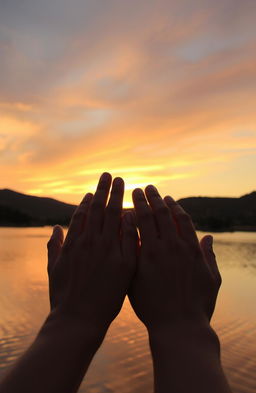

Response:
(129, 185), (221, 330)
(0, 173), (137, 393)
(47, 172), (137, 328)
(128, 186), (231, 393)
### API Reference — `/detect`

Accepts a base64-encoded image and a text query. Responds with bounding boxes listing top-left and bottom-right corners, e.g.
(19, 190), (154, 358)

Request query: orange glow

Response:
(0, 2), (255, 205)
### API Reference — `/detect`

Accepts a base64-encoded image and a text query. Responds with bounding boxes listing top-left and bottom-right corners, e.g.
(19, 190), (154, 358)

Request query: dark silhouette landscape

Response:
(0, 189), (256, 232)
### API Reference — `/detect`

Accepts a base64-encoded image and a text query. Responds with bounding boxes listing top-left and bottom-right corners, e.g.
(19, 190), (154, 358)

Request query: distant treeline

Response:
(178, 192), (256, 232)
(0, 189), (76, 227)
(0, 205), (72, 227)
(1, 189), (256, 232)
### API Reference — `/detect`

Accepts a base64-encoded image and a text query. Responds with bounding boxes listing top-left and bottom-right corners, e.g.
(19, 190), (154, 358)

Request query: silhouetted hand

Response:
(47, 172), (137, 329)
(0, 173), (139, 393)
(128, 186), (232, 393)
(129, 185), (221, 331)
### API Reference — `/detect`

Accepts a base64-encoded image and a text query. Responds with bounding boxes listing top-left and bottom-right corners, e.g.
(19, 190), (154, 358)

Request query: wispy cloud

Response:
(0, 0), (256, 204)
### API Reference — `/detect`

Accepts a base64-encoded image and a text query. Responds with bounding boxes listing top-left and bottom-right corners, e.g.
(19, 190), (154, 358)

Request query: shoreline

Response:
(1, 224), (256, 233)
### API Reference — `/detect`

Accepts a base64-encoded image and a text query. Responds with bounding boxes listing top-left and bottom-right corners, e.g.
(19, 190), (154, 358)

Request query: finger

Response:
(47, 225), (64, 273)
(132, 188), (157, 243)
(86, 172), (112, 236)
(164, 196), (198, 245)
(103, 177), (124, 238)
(64, 193), (93, 244)
(145, 185), (178, 242)
(121, 212), (138, 273)
(200, 235), (222, 286)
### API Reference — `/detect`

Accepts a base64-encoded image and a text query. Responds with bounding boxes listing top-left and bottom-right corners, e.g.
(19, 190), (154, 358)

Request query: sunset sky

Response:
(1, 1), (256, 207)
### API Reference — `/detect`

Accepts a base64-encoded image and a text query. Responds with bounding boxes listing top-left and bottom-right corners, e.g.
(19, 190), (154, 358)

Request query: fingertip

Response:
(145, 184), (158, 193)
(52, 225), (64, 243)
(97, 172), (112, 190)
(132, 188), (144, 200)
(200, 235), (213, 250)
(145, 184), (153, 192)
(82, 193), (93, 203)
(112, 176), (125, 191)
(113, 176), (124, 184)
(206, 235), (213, 247)
(53, 224), (63, 235)
(100, 171), (112, 180)
(164, 195), (176, 206)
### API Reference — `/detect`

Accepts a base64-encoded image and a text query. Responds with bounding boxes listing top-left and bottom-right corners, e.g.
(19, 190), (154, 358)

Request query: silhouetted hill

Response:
(0, 189), (76, 226)
(178, 191), (256, 231)
(0, 189), (256, 231)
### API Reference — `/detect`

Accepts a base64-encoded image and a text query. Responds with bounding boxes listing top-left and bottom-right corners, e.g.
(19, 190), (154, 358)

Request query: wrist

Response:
(148, 319), (220, 356)
(41, 310), (108, 350)
(148, 320), (231, 393)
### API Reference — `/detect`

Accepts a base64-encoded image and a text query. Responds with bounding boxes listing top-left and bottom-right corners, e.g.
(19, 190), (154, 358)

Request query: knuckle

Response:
(174, 205), (190, 219)
(156, 205), (169, 216)
(73, 211), (85, 221)
(106, 203), (120, 216)
(91, 199), (102, 211)
(139, 209), (152, 221)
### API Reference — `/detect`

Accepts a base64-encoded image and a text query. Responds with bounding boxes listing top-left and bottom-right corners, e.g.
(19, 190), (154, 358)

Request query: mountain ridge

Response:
(1, 188), (256, 231)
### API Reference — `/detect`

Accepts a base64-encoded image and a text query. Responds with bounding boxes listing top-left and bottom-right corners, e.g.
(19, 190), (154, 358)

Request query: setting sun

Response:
(0, 0), (255, 206)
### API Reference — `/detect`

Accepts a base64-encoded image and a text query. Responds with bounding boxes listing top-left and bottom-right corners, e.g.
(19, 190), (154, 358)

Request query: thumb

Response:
(200, 234), (213, 254)
(47, 225), (64, 274)
(200, 235), (220, 279)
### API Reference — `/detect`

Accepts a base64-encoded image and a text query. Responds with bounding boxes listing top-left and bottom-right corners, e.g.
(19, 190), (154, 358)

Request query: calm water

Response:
(0, 228), (256, 393)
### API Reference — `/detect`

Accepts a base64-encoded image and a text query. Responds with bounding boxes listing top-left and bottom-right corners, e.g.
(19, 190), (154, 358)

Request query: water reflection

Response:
(0, 228), (255, 393)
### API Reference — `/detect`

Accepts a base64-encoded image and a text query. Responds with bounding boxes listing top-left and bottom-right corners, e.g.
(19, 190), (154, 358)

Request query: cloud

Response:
(0, 0), (256, 203)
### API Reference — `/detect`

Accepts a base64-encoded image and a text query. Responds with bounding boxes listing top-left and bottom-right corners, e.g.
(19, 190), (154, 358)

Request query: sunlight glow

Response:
(1, 1), (256, 204)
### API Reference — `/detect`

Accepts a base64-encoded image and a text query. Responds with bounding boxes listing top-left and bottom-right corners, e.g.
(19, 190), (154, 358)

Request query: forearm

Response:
(148, 321), (232, 393)
(0, 312), (107, 393)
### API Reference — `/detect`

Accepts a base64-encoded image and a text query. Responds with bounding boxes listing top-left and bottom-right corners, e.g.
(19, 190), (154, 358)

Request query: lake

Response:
(0, 227), (256, 393)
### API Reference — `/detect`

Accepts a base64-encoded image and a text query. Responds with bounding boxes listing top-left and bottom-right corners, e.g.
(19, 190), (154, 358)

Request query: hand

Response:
(129, 185), (222, 332)
(0, 173), (138, 393)
(47, 172), (137, 330)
